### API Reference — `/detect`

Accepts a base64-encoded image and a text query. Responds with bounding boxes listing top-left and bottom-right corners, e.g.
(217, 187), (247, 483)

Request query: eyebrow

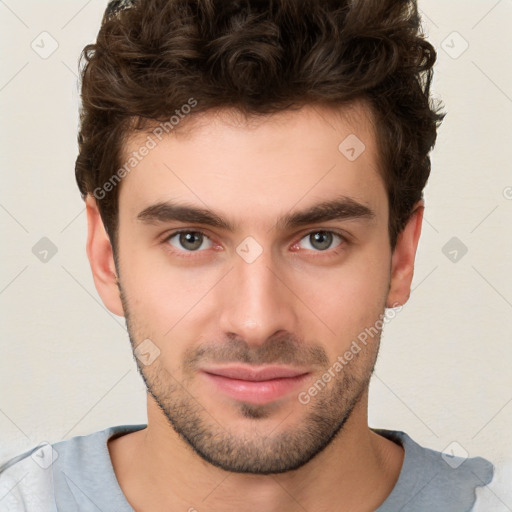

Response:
(136, 195), (375, 232)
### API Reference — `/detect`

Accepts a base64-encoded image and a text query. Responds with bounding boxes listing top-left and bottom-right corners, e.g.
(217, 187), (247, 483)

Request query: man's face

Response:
(114, 103), (393, 474)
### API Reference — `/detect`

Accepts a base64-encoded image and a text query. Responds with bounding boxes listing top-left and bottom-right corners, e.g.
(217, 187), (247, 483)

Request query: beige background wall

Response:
(1, 0), (511, 486)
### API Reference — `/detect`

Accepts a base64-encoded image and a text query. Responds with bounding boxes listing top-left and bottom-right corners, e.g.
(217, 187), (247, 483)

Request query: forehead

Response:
(117, 102), (388, 227)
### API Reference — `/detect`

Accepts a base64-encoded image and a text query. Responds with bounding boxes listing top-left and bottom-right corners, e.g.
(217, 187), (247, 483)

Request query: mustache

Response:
(182, 333), (330, 369)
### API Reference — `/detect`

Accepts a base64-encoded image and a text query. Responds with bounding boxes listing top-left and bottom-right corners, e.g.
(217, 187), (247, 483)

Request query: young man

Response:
(0, 0), (505, 510)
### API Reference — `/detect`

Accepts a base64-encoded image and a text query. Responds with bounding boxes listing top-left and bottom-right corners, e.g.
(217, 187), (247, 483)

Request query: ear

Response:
(386, 200), (424, 308)
(85, 195), (125, 317)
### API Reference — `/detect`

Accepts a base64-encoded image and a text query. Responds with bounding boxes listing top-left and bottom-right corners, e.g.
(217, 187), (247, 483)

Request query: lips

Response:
(200, 365), (311, 405)
(202, 365), (309, 381)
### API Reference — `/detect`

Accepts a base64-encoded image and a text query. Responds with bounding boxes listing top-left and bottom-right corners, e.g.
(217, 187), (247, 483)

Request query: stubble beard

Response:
(118, 283), (381, 475)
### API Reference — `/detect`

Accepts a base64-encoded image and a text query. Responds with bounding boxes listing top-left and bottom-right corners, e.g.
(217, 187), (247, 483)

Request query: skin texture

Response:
(86, 102), (424, 511)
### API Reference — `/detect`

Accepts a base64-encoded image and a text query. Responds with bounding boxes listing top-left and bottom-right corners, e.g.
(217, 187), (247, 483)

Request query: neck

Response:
(109, 390), (404, 512)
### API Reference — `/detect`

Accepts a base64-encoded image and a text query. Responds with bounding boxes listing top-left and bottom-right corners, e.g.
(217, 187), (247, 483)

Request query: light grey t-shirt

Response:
(0, 424), (496, 511)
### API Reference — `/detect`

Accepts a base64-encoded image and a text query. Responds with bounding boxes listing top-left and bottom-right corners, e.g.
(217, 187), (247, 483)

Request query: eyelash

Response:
(162, 229), (348, 259)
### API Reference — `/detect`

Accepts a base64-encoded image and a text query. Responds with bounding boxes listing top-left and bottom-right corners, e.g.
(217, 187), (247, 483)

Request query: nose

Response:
(217, 245), (299, 347)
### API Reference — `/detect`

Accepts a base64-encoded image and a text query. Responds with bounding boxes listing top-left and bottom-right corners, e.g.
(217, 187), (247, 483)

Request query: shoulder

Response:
(374, 429), (498, 512)
(0, 443), (57, 512)
(472, 458), (512, 511)
(0, 424), (145, 512)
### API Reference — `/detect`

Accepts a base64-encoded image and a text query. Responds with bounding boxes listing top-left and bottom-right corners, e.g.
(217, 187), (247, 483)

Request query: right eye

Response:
(164, 230), (215, 254)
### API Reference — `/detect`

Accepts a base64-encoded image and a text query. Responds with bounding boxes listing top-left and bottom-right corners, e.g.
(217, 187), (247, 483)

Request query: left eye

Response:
(295, 231), (344, 252)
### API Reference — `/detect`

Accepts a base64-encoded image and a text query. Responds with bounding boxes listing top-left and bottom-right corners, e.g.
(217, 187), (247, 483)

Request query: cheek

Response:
(117, 245), (170, 328)
(118, 246), (212, 357)
(292, 245), (391, 349)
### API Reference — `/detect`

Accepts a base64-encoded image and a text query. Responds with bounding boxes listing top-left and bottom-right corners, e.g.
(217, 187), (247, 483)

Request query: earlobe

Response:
(85, 195), (125, 317)
(386, 201), (424, 308)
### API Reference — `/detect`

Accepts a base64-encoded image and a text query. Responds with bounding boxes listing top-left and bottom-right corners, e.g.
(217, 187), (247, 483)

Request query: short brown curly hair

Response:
(75, 0), (445, 251)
